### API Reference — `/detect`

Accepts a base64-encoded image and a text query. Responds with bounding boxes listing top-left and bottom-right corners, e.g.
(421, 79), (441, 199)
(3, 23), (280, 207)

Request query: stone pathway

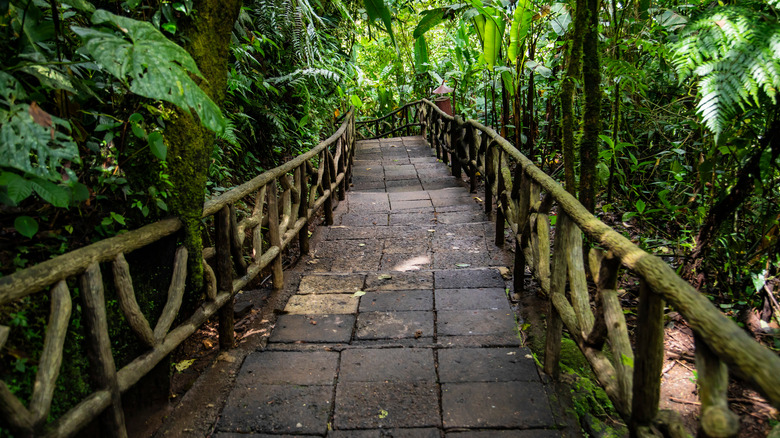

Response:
(213, 136), (568, 437)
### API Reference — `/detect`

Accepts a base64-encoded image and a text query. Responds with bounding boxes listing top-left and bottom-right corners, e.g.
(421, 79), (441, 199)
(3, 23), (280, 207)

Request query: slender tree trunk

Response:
(166, 0), (242, 290)
(684, 121), (780, 289)
(501, 77), (510, 139)
(514, 54), (524, 150)
(525, 41), (537, 161)
(580, 0), (602, 213)
(560, 0), (588, 195)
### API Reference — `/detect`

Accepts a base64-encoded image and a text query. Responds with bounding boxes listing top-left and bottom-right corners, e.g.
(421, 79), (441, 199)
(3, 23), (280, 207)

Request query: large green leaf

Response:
(0, 103), (81, 182)
(72, 10), (226, 134)
(14, 216), (38, 239)
(414, 36), (430, 73)
(30, 178), (70, 208)
(507, 0), (534, 62)
(482, 12), (504, 70)
(413, 8), (445, 39)
(364, 0), (397, 49)
(0, 172), (32, 204)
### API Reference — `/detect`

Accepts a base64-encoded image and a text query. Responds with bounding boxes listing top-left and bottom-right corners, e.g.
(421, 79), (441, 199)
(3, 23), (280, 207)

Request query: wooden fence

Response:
(411, 98), (780, 437)
(0, 110), (356, 437)
(355, 102), (425, 140)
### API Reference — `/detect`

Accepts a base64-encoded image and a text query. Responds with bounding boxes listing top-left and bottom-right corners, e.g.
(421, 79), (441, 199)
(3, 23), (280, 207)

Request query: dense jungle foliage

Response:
(1, 0), (779, 433)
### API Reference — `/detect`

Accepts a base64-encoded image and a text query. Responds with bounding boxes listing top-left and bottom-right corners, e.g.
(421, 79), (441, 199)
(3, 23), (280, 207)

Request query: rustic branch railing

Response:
(355, 101), (425, 139)
(412, 98), (780, 437)
(0, 109), (356, 437)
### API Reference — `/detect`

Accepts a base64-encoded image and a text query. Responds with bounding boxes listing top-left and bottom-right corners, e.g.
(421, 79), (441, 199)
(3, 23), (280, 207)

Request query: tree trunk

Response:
(166, 0), (242, 291)
(580, 0), (602, 213)
(560, 0), (588, 195)
(684, 120), (780, 289)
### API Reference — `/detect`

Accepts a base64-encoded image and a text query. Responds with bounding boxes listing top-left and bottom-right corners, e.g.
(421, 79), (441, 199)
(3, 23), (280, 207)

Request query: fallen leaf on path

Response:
(455, 263), (470, 268)
(353, 291), (366, 297)
(175, 359), (195, 372)
(378, 274), (392, 280)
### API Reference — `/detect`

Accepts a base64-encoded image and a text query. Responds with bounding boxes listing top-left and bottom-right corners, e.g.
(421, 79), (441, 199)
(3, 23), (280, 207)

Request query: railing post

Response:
(631, 279), (665, 435)
(695, 335), (739, 437)
(323, 150), (334, 225)
(434, 115), (442, 159)
(452, 116), (463, 179)
(216, 205), (235, 350)
(513, 168), (529, 296)
(495, 149), (505, 247)
(404, 106), (410, 136)
(468, 125), (478, 193)
(544, 212), (570, 378)
(229, 204), (247, 275)
(267, 183), (284, 290)
(337, 138), (347, 201)
(298, 165), (310, 255)
(485, 142), (494, 215)
(80, 263), (128, 438)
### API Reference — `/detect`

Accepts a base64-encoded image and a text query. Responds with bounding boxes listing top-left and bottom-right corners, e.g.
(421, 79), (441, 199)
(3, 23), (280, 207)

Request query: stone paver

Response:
(217, 136), (567, 437)
(359, 290), (433, 312)
(218, 384), (333, 435)
(340, 348), (436, 382)
(356, 311), (434, 340)
(270, 314), (355, 343)
(334, 382), (440, 429)
(442, 382), (555, 429)
(438, 348), (540, 382)
(435, 288), (511, 310)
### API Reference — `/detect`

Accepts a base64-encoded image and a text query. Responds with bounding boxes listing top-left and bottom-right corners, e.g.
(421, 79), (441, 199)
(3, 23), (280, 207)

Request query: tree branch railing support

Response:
(0, 109), (356, 438)
(411, 98), (780, 437)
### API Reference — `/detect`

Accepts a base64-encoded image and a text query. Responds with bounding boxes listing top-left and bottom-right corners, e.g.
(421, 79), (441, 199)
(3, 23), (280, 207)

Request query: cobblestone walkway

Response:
(213, 136), (568, 437)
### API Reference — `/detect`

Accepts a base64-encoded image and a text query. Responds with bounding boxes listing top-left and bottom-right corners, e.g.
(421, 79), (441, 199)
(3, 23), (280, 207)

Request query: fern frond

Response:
(267, 68), (341, 85)
(672, 5), (780, 136)
(218, 118), (241, 148)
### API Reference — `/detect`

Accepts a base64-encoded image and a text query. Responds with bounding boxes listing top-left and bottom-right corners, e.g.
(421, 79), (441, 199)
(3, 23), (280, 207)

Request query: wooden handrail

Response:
(0, 109), (356, 437)
(411, 98), (780, 436)
(355, 102), (424, 140)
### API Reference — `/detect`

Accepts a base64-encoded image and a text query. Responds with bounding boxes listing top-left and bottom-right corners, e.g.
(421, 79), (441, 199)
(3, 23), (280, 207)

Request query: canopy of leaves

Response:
(72, 10), (227, 134)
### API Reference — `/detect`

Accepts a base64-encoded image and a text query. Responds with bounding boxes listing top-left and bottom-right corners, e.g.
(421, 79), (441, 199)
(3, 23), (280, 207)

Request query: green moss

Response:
(163, 0), (241, 294)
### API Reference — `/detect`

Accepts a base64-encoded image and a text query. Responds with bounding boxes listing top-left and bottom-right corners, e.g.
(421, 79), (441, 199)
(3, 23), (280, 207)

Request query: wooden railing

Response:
(355, 102), (425, 139)
(0, 109), (356, 437)
(413, 98), (780, 437)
